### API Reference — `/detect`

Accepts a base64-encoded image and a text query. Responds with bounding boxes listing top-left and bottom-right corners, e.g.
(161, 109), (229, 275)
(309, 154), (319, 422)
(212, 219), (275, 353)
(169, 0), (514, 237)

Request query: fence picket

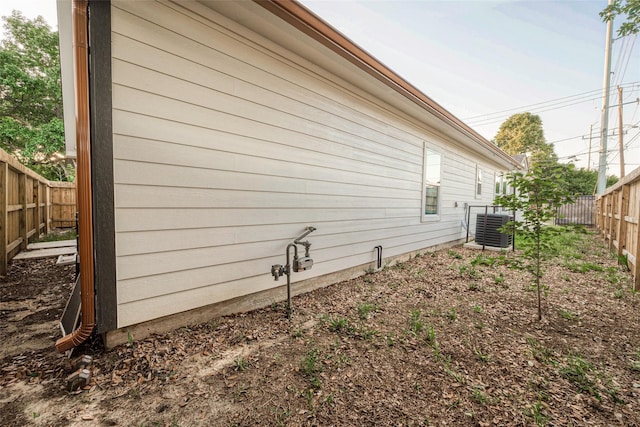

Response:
(0, 150), (77, 276)
(596, 167), (640, 289)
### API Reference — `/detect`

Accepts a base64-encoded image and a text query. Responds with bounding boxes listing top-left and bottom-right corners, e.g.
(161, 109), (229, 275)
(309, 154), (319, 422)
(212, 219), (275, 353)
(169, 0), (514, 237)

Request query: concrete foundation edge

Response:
(103, 238), (464, 348)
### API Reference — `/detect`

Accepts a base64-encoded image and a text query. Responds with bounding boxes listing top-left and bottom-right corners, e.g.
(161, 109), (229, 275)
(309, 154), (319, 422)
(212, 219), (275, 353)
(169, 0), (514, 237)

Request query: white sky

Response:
(2, 0), (638, 176)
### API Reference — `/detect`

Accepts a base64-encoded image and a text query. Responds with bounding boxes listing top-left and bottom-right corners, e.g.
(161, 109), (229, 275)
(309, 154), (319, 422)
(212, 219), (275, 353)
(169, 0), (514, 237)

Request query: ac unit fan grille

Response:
(475, 214), (512, 248)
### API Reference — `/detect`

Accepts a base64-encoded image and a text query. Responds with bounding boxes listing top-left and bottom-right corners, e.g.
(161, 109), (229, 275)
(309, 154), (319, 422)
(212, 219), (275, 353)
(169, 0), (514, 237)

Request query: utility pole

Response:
(587, 124), (593, 171)
(597, 0), (614, 194)
(618, 86), (625, 178)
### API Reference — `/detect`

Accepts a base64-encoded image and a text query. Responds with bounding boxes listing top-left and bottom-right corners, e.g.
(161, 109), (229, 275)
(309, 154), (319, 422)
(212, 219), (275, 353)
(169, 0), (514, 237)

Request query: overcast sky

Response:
(2, 0), (638, 175)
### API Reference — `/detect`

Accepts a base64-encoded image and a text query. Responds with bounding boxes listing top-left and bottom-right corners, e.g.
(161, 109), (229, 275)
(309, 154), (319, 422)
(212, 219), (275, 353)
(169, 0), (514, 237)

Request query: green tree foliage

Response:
(563, 166), (619, 195)
(493, 113), (557, 166)
(601, 0), (640, 37)
(0, 11), (72, 181)
(495, 164), (574, 321)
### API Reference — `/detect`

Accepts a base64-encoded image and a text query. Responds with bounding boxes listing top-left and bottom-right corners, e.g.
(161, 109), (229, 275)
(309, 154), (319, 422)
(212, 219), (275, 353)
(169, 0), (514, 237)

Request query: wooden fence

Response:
(557, 195), (595, 227)
(595, 166), (640, 289)
(0, 150), (76, 276)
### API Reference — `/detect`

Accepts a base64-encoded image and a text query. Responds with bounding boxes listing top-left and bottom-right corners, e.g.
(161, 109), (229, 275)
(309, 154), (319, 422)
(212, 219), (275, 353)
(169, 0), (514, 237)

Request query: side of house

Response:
(58, 0), (519, 348)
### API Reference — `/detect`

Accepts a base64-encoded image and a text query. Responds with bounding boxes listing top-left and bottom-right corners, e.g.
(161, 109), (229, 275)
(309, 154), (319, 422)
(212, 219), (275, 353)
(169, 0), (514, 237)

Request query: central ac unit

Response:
(475, 214), (512, 248)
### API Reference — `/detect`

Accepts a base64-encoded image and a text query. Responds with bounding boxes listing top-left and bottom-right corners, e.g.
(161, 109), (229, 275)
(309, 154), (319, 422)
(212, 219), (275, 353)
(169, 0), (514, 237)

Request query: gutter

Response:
(255, 0), (521, 169)
(56, 0), (95, 352)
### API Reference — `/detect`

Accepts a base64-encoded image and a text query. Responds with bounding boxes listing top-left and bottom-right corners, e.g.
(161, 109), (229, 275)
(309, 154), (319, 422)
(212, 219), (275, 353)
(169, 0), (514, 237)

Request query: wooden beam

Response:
(0, 162), (7, 276)
(6, 237), (23, 254)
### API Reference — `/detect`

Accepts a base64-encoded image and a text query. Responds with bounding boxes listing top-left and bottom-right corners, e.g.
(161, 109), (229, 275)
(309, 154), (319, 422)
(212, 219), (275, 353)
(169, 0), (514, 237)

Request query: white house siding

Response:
(110, 0), (510, 327)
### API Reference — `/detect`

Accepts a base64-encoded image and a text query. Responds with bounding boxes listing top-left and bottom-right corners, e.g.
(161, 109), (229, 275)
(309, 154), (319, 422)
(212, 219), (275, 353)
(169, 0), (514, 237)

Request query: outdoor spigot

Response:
(271, 264), (284, 281)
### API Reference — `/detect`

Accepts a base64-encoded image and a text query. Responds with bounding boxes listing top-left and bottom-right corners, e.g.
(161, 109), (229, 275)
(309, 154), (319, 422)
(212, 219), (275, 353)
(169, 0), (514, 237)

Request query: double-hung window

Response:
(475, 166), (482, 198)
(423, 146), (441, 219)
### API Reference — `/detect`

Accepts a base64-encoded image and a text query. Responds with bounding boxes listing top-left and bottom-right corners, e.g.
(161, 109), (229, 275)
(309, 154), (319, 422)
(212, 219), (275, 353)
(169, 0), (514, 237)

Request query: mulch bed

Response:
(1, 231), (639, 426)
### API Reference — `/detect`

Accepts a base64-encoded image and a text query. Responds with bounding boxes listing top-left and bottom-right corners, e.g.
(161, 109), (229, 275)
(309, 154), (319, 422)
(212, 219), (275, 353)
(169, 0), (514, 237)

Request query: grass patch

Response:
(526, 400), (549, 427)
(527, 338), (556, 365)
(233, 357), (249, 371)
(471, 387), (489, 404)
(328, 317), (353, 334)
(558, 309), (578, 320)
(470, 254), (496, 267)
(448, 249), (463, 259)
(560, 355), (599, 399)
(301, 348), (323, 388)
(458, 264), (479, 279)
(31, 228), (77, 243)
(409, 309), (424, 335)
(357, 302), (378, 320)
(565, 261), (604, 273)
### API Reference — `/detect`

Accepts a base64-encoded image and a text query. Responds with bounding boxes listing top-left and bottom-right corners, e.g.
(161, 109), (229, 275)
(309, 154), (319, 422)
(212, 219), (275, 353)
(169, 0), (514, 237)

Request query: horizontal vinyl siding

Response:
(110, 0), (502, 327)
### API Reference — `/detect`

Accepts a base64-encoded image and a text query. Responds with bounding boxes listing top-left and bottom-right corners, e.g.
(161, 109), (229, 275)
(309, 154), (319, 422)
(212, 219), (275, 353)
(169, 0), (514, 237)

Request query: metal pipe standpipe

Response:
(270, 227), (316, 318)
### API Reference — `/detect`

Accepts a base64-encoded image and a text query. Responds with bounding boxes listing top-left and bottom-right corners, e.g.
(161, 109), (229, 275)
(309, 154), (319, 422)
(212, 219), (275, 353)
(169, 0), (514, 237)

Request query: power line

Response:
(468, 96), (603, 127)
(462, 80), (640, 123)
(612, 37), (628, 87)
(469, 89), (640, 128)
(614, 35), (637, 87)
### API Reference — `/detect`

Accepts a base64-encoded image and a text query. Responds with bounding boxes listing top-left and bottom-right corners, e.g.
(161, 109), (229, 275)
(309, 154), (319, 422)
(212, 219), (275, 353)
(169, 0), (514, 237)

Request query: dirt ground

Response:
(1, 231), (640, 426)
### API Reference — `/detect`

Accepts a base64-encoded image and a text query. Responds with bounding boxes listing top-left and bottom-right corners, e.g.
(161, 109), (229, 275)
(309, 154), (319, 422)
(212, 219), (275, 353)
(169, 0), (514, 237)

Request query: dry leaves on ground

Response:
(1, 230), (639, 426)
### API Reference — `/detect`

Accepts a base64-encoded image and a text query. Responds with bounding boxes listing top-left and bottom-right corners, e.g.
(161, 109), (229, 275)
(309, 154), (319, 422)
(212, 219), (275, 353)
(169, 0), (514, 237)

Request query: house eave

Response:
(249, 0), (520, 169)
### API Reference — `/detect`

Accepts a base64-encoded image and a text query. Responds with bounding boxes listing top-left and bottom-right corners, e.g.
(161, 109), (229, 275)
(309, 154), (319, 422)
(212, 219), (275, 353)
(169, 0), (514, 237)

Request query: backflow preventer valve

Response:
(270, 226), (316, 318)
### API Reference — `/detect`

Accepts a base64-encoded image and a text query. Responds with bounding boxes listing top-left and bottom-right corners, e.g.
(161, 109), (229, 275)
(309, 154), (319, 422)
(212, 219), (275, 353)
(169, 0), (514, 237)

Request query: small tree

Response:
(495, 164), (574, 321)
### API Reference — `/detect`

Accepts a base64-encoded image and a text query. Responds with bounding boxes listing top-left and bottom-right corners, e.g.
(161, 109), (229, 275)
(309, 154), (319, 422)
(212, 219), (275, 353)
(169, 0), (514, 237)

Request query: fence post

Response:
(0, 162), (7, 276)
(617, 185), (630, 259)
(44, 185), (50, 235)
(19, 173), (27, 250)
(608, 191), (617, 250)
(635, 220), (640, 290)
(33, 179), (41, 239)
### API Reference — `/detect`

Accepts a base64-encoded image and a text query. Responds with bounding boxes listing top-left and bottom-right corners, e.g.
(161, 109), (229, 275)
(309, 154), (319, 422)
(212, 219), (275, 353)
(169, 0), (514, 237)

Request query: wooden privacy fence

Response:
(0, 149), (76, 276)
(595, 166), (640, 289)
(557, 195), (595, 227)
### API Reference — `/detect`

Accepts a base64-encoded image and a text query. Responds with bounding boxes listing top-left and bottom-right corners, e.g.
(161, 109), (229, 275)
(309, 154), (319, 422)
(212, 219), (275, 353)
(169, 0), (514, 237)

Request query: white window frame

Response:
(475, 165), (482, 199)
(495, 172), (507, 199)
(421, 144), (442, 221)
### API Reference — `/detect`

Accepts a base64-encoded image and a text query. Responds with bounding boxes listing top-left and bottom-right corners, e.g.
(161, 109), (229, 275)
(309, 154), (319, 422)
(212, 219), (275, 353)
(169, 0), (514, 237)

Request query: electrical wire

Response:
(462, 81), (640, 123)
(612, 37), (628, 87)
(472, 93), (640, 128)
(615, 35), (637, 87)
(468, 97), (603, 127)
